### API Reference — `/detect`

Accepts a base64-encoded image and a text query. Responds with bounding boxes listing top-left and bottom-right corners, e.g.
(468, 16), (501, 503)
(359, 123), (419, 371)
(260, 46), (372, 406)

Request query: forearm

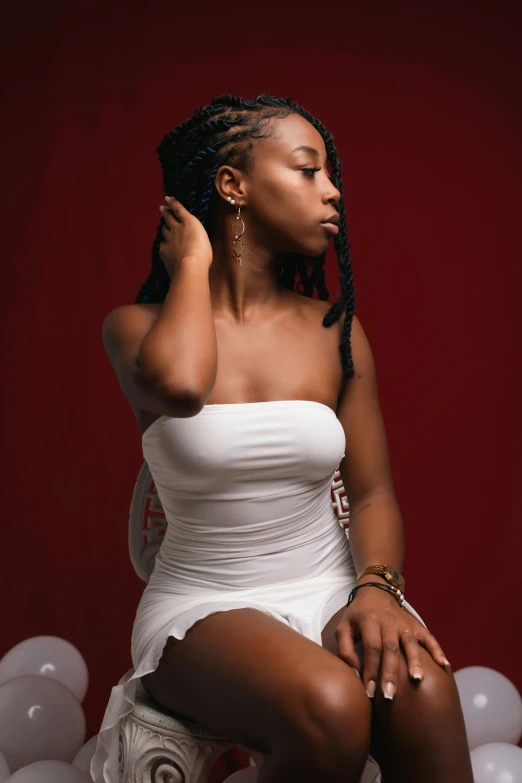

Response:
(348, 489), (405, 587)
(138, 258), (217, 399)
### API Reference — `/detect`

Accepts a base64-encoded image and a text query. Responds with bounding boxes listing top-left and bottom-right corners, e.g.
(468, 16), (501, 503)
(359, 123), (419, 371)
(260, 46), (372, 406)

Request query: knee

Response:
(288, 668), (372, 771)
(408, 659), (461, 726)
(426, 664), (460, 704)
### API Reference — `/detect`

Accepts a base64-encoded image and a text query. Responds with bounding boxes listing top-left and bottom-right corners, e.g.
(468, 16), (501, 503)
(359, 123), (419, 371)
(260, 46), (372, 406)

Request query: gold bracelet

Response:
(357, 565), (405, 595)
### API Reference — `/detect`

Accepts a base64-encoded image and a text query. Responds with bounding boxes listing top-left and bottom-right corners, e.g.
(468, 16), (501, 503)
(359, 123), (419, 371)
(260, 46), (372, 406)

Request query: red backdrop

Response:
(3, 0), (521, 776)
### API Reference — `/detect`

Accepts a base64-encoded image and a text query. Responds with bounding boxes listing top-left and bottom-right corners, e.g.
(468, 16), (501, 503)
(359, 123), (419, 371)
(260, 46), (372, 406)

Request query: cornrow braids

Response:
(135, 92), (356, 381)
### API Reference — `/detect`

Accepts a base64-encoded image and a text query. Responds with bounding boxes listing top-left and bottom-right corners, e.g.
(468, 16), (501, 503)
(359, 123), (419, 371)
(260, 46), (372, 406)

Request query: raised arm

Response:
(103, 258), (217, 419)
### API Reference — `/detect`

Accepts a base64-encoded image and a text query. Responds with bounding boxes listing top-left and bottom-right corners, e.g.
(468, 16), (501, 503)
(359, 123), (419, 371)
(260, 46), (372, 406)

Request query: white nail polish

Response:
(366, 680), (376, 698)
(384, 681), (395, 700)
(351, 666), (361, 679)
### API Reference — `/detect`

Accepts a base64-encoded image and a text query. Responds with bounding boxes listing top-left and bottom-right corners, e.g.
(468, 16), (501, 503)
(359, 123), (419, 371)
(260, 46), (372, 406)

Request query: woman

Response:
(91, 93), (473, 782)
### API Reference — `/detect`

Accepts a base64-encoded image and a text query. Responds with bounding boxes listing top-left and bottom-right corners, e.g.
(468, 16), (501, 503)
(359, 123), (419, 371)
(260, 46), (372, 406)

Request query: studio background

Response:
(2, 0), (521, 756)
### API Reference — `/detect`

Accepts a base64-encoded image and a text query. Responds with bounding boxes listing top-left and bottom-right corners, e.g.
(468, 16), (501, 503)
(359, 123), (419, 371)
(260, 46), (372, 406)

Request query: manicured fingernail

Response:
(412, 666), (423, 681)
(159, 205), (165, 211)
(351, 666), (361, 679)
(442, 658), (451, 667)
(366, 680), (376, 698)
(384, 681), (395, 700)
(165, 196), (170, 202)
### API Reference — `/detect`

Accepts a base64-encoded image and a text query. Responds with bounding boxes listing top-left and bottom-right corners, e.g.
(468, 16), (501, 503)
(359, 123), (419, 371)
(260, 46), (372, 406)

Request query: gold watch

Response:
(357, 565), (405, 593)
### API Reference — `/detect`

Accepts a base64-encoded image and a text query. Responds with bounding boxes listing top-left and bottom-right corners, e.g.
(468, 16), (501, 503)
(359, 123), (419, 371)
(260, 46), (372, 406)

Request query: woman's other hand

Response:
(335, 587), (450, 700)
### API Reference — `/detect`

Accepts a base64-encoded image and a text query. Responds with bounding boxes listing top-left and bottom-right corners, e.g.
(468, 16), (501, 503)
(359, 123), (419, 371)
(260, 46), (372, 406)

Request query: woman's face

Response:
(242, 113), (342, 257)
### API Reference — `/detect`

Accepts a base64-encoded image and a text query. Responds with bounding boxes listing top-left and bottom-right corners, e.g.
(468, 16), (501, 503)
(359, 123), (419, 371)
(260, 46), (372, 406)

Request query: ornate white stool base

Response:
(118, 674), (236, 782)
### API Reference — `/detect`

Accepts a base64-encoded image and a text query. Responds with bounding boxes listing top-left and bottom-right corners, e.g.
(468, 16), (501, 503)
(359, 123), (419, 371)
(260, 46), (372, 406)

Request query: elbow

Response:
(157, 380), (206, 417)
(136, 365), (205, 418)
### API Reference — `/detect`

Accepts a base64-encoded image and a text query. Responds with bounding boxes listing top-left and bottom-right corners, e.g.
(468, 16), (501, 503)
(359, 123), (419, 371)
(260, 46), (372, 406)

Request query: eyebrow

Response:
(292, 145), (328, 166)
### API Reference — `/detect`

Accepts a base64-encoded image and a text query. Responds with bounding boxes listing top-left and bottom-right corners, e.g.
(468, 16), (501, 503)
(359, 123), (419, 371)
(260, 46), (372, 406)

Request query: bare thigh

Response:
(140, 607), (369, 757)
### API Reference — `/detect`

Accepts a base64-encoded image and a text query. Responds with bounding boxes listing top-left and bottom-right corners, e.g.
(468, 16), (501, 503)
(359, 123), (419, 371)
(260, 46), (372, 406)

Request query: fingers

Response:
(402, 608), (450, 668)
(357, 615), (382, 700)
(342, 605), (452, 705)
(378, 617), (401, 700)
(160, 210), (171, 241)
(159, 196), (182, 226)
(363, 625), (450, 703)
(416, 626), (451, 669)
(165, 196), (184, 221)
(335, 624), (363, 677)
(361, 614), (415, 701)
(159, 198), (181, 241)
(400, 631), (424, 681)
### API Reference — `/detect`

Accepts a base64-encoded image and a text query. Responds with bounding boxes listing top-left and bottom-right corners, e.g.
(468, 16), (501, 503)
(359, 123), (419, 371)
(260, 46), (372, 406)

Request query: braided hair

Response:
(135, 93), (356, 382)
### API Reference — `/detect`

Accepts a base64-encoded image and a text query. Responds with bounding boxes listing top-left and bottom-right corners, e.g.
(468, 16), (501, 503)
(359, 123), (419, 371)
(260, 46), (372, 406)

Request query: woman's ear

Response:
(214, 165), (247, 205)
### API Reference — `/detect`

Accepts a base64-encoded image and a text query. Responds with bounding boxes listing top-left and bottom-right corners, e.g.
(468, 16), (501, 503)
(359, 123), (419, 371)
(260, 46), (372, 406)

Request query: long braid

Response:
(135, 93), (356, 380)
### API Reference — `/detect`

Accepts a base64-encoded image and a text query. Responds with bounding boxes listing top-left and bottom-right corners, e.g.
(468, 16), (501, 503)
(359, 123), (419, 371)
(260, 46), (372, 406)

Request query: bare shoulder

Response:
(299, 295), (360, 335)
(305, 300), (368, 388)
(292, 293), (335, 322)
(337, 311), (376, 391)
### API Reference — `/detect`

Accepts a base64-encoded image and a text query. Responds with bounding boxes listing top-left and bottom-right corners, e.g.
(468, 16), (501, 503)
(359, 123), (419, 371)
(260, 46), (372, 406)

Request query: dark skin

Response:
(107, 114), (473, 780)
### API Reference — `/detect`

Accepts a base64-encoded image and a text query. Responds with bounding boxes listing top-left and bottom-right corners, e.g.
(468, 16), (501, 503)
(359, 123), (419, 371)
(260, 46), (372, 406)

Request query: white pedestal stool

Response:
(118, 462), (381, 782)
(117, 668), (243, 782)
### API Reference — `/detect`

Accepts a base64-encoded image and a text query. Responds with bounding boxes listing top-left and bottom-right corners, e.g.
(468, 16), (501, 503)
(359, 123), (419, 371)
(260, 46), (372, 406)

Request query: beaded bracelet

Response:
(347, 581), (405, 609)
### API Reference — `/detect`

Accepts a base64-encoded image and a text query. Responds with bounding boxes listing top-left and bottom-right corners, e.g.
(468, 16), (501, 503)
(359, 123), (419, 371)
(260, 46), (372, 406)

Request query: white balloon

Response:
(6, 760), (90, 782)
(0, 636), (88, 703)
(222, 768), (259, 782)
(454, 666), (522, 750)
(470, 742), (522, 783)
(0, 676), (86, 773)
(0, 749), (10, 783)
(237, 745), (266, 769)
(72, 735), (98, 773)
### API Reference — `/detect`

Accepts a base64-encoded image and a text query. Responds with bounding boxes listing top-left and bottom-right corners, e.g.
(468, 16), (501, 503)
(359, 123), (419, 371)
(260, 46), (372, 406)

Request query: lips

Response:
(319, 211), (340, 236)
(321, 212), (339, 225)
(321, 222), (339, 235)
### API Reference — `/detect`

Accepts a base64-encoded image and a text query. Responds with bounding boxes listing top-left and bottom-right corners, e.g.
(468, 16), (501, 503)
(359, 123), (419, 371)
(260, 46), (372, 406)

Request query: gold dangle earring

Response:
(227, 196), (245, 266)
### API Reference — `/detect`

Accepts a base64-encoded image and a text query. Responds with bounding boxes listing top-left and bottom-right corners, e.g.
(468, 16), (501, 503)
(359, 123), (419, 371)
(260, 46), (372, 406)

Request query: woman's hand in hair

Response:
(158, 197), (213, 278)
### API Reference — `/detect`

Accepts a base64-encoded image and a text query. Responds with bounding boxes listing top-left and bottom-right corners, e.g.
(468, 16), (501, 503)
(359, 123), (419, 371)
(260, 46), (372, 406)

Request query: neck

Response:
(208, 216), (285, 325)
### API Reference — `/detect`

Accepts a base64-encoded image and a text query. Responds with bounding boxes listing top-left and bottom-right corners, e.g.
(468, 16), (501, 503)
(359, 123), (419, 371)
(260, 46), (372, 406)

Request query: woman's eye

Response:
(302, 166), (322, 178)
(302, 166), (333, 181)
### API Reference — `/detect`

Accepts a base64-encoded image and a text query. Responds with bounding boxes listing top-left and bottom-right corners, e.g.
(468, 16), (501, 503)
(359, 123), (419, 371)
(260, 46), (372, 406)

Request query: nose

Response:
(323, 180), (341, 207)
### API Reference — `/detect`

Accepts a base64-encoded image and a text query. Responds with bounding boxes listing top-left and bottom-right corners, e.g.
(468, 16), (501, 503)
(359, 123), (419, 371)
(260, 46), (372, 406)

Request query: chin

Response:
(294, 240), (330, 257)
(313, 240), (332, 256)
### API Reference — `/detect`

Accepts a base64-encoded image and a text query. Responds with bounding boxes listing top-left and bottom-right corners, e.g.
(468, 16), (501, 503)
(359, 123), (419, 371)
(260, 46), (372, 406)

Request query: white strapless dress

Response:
(90, 400), (427, 782)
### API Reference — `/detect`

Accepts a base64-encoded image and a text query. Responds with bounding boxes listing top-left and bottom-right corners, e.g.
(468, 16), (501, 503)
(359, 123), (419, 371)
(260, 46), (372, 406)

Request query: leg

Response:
(321, 607), (474, 782)
(370, 647), (473, 782)
(141, 607), (373, 782)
